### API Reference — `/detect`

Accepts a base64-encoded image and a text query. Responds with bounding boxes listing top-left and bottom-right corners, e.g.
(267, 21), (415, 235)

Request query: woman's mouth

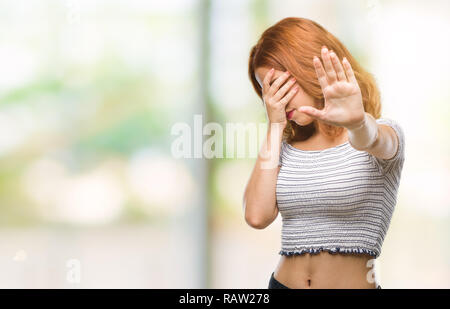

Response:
(286, 110), (294, 120)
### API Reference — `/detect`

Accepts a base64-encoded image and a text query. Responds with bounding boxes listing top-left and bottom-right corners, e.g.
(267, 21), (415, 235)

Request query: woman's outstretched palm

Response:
(298, 46), (366, 130)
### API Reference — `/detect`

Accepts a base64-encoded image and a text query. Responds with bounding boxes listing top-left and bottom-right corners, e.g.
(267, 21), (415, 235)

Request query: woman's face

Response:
(254, 67), (317, 126)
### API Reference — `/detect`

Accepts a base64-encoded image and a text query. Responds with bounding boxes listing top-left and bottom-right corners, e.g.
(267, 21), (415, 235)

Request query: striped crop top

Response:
(276, 118), (405, 258)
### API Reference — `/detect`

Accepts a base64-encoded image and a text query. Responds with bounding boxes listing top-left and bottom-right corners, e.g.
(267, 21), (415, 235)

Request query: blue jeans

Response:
(268, 272), (382, 289)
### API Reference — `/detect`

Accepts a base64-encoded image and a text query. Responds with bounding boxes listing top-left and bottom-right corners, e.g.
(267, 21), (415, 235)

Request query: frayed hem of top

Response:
(279, 247), (379, 258)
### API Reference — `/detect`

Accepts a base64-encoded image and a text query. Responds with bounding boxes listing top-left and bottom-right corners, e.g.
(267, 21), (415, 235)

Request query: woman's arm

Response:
(243, 66), (298, 229)
(295, 46), (401, 162)
(347, 112), (399, 160)
(243, 123), (284, 229)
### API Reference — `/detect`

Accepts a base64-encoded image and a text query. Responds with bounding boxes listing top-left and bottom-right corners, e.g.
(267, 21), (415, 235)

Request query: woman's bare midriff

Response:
(273, 251), (377, 289)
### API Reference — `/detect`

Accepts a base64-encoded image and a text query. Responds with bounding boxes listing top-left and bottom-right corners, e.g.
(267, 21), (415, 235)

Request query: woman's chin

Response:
(290, 115), (314, 126)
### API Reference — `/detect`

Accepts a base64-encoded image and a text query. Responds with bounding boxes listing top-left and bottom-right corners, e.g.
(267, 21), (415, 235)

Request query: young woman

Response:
(243, 17), (405, 289)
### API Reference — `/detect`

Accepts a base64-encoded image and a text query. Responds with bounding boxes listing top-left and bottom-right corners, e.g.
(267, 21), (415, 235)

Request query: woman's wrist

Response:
(267, 121), (286, 136)
(347, 112), (379, 150)
(345, 113), (367, 131)
(258, 122), (285, 170)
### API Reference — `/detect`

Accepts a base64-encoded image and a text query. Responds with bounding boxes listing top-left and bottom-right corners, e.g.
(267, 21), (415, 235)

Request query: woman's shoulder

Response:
(372, 117), (406, 174)
(375, 117), (405, 157)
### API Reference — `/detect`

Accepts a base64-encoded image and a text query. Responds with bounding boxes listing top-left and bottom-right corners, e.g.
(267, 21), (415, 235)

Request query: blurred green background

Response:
(0, 0), (449, 288)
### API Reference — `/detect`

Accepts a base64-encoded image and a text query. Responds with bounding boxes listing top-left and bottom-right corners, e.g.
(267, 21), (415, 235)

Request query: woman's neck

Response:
(310, 126), (349, 147)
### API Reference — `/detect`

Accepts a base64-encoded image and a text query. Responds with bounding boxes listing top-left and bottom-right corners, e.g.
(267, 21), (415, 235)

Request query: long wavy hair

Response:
(248, 17), (381, 144)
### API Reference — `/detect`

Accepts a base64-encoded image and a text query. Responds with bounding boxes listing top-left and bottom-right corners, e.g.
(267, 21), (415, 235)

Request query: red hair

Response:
(248, 17), (381, 143)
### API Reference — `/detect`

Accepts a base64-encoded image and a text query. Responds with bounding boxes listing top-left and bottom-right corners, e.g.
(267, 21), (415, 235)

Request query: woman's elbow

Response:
(243, 201), (264, 229)
(243, 201), (275, 229)
(245, 214), (268, 229)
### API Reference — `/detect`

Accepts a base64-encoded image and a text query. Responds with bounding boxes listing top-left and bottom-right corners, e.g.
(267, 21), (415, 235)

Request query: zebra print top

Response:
(276, 118), (405, 258)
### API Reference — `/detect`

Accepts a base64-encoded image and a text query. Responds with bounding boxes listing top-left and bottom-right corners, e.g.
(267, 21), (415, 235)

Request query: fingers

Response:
(329, 51), (347, 81)
(279, 84), (299, 106)
(342, 57), (358, 86)
(313, 56), (328, 93)
(297, 106), (326, 122)
(321, 46), (337, 83)
(262, 68), (275, 95)
(267, 70), (291, 98)
(273, 76), (296, 102)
